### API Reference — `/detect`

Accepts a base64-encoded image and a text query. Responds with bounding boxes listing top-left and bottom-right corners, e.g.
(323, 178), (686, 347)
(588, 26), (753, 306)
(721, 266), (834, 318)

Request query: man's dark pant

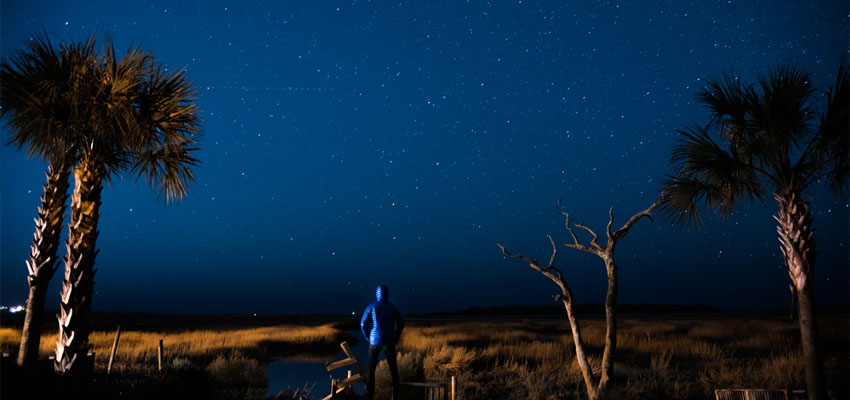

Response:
(365, 344), (399, 399)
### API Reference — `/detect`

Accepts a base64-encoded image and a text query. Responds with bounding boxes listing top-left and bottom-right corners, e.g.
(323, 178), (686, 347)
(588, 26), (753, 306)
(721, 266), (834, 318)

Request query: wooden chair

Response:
(322, 342), (366, 400)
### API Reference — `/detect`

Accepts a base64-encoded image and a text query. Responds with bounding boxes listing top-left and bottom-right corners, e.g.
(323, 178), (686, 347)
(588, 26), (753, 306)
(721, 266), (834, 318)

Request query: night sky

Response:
(1, 1), (847, 315)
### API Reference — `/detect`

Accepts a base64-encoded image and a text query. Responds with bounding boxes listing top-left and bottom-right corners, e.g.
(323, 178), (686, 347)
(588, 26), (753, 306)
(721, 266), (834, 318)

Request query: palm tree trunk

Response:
(17, 160), (70, 367)
(797, 285), (824, 400)
(596, 258), (617, 395)
(55, 156), (103, 376)
(775, 191), (825, 400)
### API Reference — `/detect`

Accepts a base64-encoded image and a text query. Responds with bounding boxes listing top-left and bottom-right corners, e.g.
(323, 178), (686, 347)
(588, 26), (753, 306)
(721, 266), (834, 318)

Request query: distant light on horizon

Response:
(4, 305), (25, 313)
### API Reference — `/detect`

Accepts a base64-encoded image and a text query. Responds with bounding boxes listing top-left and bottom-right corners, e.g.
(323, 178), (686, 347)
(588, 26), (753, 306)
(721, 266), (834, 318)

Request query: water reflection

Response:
(267, 330), (369, 395)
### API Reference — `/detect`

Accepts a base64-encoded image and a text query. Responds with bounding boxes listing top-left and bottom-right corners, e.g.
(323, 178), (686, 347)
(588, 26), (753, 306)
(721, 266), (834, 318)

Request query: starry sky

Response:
(1, 1), (848, 315)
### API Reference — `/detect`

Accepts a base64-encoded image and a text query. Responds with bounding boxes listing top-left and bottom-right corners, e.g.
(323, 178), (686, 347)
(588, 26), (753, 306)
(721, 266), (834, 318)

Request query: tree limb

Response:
(497, 243), (544, 274)
(498, 236), (598, 399)
(498, 239), (570, 294)
(544, 235), (566, 282)
(545, 235), (557, 270)
(574, 222), (603, 251)
(612, 198), (664, 240)
(497, 241), (560, 283)
(499, 197), (662, 400)
(557, 199), (597, 253)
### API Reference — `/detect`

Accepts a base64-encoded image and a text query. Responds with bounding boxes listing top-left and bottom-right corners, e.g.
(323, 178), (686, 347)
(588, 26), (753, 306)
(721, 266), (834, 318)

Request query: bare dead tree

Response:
(497, 198), (662, 400)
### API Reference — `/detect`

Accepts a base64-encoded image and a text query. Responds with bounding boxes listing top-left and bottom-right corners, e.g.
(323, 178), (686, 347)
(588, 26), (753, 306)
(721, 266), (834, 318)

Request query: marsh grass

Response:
(367, 318), (848, 400)
(0, 323), (346, 399)
(0, 323), (343, 372)
(1, 318), (846, 399)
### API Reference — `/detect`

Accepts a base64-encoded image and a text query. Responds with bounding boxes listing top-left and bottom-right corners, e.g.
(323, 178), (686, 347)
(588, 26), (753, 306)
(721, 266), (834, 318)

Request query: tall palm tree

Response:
(1, 33), (96, 368)
(54, 39), (201, 375)
(661, 65), (848, 400)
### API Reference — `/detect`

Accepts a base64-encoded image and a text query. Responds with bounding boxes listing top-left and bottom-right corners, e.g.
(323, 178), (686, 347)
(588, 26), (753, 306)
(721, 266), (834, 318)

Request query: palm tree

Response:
(54, 39), (201, 375)
(1, 33), (96, 368)
(661, 65), (848, 400)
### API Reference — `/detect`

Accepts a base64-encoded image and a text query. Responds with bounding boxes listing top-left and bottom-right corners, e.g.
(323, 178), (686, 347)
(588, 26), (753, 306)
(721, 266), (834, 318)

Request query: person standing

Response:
(360, 284), (405, 399)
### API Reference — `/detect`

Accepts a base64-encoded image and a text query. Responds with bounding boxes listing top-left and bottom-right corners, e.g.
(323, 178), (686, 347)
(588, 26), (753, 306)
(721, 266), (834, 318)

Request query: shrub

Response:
(207, 354), (267, 400)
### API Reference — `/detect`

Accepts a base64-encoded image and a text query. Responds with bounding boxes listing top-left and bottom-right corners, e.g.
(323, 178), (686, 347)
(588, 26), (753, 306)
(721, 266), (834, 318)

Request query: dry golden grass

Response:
(2, 317), (846, 400)
(366, 318), (849, 400)
(0, 324), (344, 374)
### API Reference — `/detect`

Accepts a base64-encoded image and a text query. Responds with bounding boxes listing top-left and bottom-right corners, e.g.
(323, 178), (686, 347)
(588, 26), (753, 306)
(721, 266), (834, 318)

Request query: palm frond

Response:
(659, 175), (708, 228)
(697, 72), (750, 131)
(749, 66), (816, 157)
(808, 64), (849, 193)
(77, 37), (152, 175)
(664, 123), (765, 227)
(3, 32), (203, 203)
(1, 32), (58, 154)
(0, 31), (95, 161)
(132, 138), (200, 202)
(127, 57), (202, 202)
(135, 61), (201, 144)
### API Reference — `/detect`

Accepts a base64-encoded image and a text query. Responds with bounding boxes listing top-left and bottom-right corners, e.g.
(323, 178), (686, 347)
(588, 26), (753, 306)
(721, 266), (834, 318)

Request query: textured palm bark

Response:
(55, 157), (103, 375)
(18, 161), (71, 367)
(796, 287), (824, 400)
(775, 192), (824, 400)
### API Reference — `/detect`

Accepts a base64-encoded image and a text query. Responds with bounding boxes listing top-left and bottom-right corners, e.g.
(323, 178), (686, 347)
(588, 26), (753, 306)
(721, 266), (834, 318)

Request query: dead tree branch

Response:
(612, 199), (663, 241)
(557, 199), (599, 253)
(497, 239), (596, 399)
(499, 197), (662, 399)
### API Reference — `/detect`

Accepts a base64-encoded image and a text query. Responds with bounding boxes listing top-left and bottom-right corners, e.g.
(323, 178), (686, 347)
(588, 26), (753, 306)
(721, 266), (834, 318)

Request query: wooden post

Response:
(340, 341), (355, 358)
(87, 352), (95, 378)
(450, 375), (456, 400)
(107, 325), (121, 374)
(157, 339), (163, 373)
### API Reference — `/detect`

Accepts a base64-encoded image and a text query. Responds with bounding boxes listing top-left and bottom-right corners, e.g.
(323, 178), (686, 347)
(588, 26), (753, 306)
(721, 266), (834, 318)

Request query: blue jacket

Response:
(360, 285), (404, 346)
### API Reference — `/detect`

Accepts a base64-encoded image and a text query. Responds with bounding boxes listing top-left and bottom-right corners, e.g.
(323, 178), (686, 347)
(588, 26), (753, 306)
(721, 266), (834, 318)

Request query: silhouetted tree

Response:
(661, 65), (848, 400)
(498, 198), (662, 400)
(1, 33), (95, 368)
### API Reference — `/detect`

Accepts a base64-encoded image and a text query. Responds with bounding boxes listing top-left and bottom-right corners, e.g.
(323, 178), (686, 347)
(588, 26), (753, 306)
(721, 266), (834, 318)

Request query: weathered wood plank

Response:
(339, 341), (366, 374)
(340, 341), (355, 358)
(157, 339), (163, 373)
(107, 325), (121, 375)
(321, 385), (351, 400)
(325, 357), (358, 371)
(336, 373), (366, 387)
